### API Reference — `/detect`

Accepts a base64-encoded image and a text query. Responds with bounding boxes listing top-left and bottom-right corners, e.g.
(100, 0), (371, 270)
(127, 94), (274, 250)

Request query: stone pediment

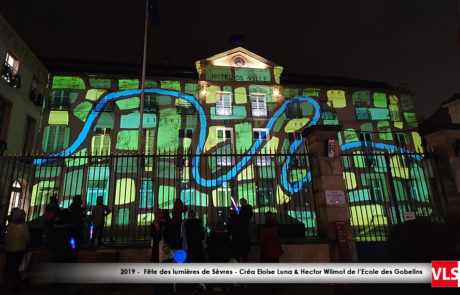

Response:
(195, 47), (283, 84)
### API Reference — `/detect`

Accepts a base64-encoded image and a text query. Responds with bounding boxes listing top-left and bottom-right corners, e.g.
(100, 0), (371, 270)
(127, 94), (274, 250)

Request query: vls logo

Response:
(432, 261), (460, 287)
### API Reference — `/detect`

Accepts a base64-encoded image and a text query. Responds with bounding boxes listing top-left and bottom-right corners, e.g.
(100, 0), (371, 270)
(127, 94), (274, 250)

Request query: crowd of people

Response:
(1, 195), (284, 294)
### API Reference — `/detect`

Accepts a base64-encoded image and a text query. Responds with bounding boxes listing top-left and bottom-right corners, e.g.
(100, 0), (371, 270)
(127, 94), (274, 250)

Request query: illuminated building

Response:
(26, 46), (441, 247)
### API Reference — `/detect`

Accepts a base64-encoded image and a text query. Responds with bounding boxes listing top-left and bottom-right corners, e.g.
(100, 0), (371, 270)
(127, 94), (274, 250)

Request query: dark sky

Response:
(1, 0), (459, 118)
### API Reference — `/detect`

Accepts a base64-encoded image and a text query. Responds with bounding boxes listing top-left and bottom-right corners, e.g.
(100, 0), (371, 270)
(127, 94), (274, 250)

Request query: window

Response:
(355, 106), (370, 120)
(29, 79), (43, 107)
(139, 179), (154, 209)
(389, 105), (401, 122)
(22, 117), (36, 154)
(321, 103), (337, 120)
(49, 90), (70, 111)
(144, 129), (155, 155)
(177, 129), (193, 167)
(0, 98), (11, 141)
(370, 179), (384, 202)
(216, 92), (232, 116)
(91, 133), (111, 155)
(256, 181), (274, 208)
(144, 94), (157, 113)
(288, 132), (308, 167)
(86, 180), (109, 206)
(395, 133), (408, 149)
(43, 126), (69, 153)
(216, 127), (234, 166)
(286, 102), (302, 118)
(251, 94), (267, 117)
(253, 128), (270, 166)
(2, 52), (20, 87)
(359, 132), (372, 142)
(176, 99), (195, 115)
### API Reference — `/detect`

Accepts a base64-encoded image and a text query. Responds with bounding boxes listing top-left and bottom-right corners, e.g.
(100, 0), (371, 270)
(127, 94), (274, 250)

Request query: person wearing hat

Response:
(4, 208), (30, 293)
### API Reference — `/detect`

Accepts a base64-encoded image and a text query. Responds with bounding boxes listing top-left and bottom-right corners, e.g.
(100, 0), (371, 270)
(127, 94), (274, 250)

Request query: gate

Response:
(341, 150), (446, 242)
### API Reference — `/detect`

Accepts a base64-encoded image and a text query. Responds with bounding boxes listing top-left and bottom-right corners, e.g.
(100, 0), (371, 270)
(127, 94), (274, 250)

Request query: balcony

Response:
(1, 63), (20, 88)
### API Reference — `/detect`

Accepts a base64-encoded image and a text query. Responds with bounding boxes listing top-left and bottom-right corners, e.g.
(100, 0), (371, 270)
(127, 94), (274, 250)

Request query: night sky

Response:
(1, 0), (459, 118)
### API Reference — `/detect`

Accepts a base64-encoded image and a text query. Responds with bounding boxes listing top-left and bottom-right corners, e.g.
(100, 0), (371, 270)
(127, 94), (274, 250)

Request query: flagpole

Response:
(138, 0), (149, 153)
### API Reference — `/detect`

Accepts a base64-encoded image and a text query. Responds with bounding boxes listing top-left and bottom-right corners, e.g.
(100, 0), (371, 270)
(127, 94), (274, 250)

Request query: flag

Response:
(148, 0), (160, 26)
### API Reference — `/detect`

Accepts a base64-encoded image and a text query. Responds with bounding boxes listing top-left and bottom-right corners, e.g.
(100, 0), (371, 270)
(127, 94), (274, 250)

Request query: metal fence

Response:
(0, 151), (318, 244)
(341, 150), (446, 242)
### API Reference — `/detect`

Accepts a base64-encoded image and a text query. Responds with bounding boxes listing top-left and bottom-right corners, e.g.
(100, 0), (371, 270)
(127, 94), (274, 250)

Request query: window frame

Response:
(250, 93), (267, 117)
(216, 127), (234, 166)
(253, 128), (270, 166)
(216, 91), (232, 116)
(49, 90), (71, 111)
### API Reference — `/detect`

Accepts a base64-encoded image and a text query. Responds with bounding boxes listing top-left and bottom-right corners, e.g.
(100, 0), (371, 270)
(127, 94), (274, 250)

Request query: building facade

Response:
(19, 47), (440, 242)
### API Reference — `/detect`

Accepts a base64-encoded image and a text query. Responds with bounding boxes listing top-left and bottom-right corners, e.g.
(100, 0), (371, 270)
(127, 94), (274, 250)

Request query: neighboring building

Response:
(0, 14), (47, 218)
(421, 93), (460, 217)
(0, 14), (47, 154)
(25, 46), (439, 242)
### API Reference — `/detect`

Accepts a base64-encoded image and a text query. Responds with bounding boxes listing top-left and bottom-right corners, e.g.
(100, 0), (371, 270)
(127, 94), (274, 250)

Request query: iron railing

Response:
(0, 151), (318, 244)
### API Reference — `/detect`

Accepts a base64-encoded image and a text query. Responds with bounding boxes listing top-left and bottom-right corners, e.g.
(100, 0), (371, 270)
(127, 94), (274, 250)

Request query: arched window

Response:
(8, 180), (22, 214)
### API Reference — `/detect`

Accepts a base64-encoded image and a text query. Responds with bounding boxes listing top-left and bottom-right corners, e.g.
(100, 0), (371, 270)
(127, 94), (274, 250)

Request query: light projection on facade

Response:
(30, 66), (434, 242)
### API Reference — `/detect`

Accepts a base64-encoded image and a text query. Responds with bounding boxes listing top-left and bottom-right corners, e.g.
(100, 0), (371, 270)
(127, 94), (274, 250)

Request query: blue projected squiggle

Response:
(34, 88), (422, 194)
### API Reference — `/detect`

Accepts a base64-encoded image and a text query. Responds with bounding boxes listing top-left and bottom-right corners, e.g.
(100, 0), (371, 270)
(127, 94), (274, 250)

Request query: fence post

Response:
(303, 125), (358, 262)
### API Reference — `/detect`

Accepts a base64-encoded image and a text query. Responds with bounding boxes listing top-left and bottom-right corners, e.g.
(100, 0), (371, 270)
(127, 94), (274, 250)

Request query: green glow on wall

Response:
(302, 88), (320, 97)
(73, 102), (93, 122)
(343, 172), (357, 189)
(352, 90), (371, 105)
(118, 79), (139, 90)
(344, 129), (358, 143)
(115, 178), (135, 205)
(389, 105), (401, 122)
(95, 113), (115, 130)
(206, 85), (221, 104)
(377, 121), (392, 140)
(411, 132), (423, 153)
(282, 88), (299, 98)
(116, 97), (140, 110)
(389, 95), (399, 105)
(290, 169), (308, 183)
(273, 114), (286, 133)
(249, 85), (272, 102)
(288, 211), (316, 234)
(48, 111), (69, 125)
(160, 80), (181, 91)
(237, 165), (254, 181)
(86, 89), (107, 101)
(404, 112), (418, 127)
(91, 134), (111, 155)
(64, 169), (84, 196)
(137, 213), (154, 226)
(69, 92), (79, 104)
(389, 156), (409, 179)
(65, 148), (88, 167)
(35, 166), (61, 178)
(348, 189), (371, 202)
(89, 78), (111, 89)
(203, 126), (222, 152)
(327, 90), (346, 108)
(258, 165), (275, 179)
(349, 205), (388, 227)
(52, 76), (85, 89)
(31, 181), (55, 206)
(212, 188), (233, 207)
(115, 156), (138, 173)
(156, 108), (180, 151)
(235, 87), (247, 104)
(394, 122), (404, 129)
(285, 118), (310, 133)
(301, 103), (313, 116)
(185, 83), (199, 100)
(235, 68), (270, 82)
(145, 80), (158, 88)
(234, 123), (252, 152)
(206, 67), (232, 81)
(120, 112), (156, 129)
(274, 66), (283, 84)
(140, 179), (154, 209)
(360, 122), (374, 132)
(373, 93), (387, 108)
(369, 108), (390, 120)
(238, 183), (256, 203)
(181, 189), (209, 207)
(400, 94), (414, 110)
(118, 209), (130, 225)
(157, 161), (175, 178)
(210, 106), (247, 120)
(158, 186), (176, 209)
(116, 130), (138, 150)
(276, 185), (290, 205)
